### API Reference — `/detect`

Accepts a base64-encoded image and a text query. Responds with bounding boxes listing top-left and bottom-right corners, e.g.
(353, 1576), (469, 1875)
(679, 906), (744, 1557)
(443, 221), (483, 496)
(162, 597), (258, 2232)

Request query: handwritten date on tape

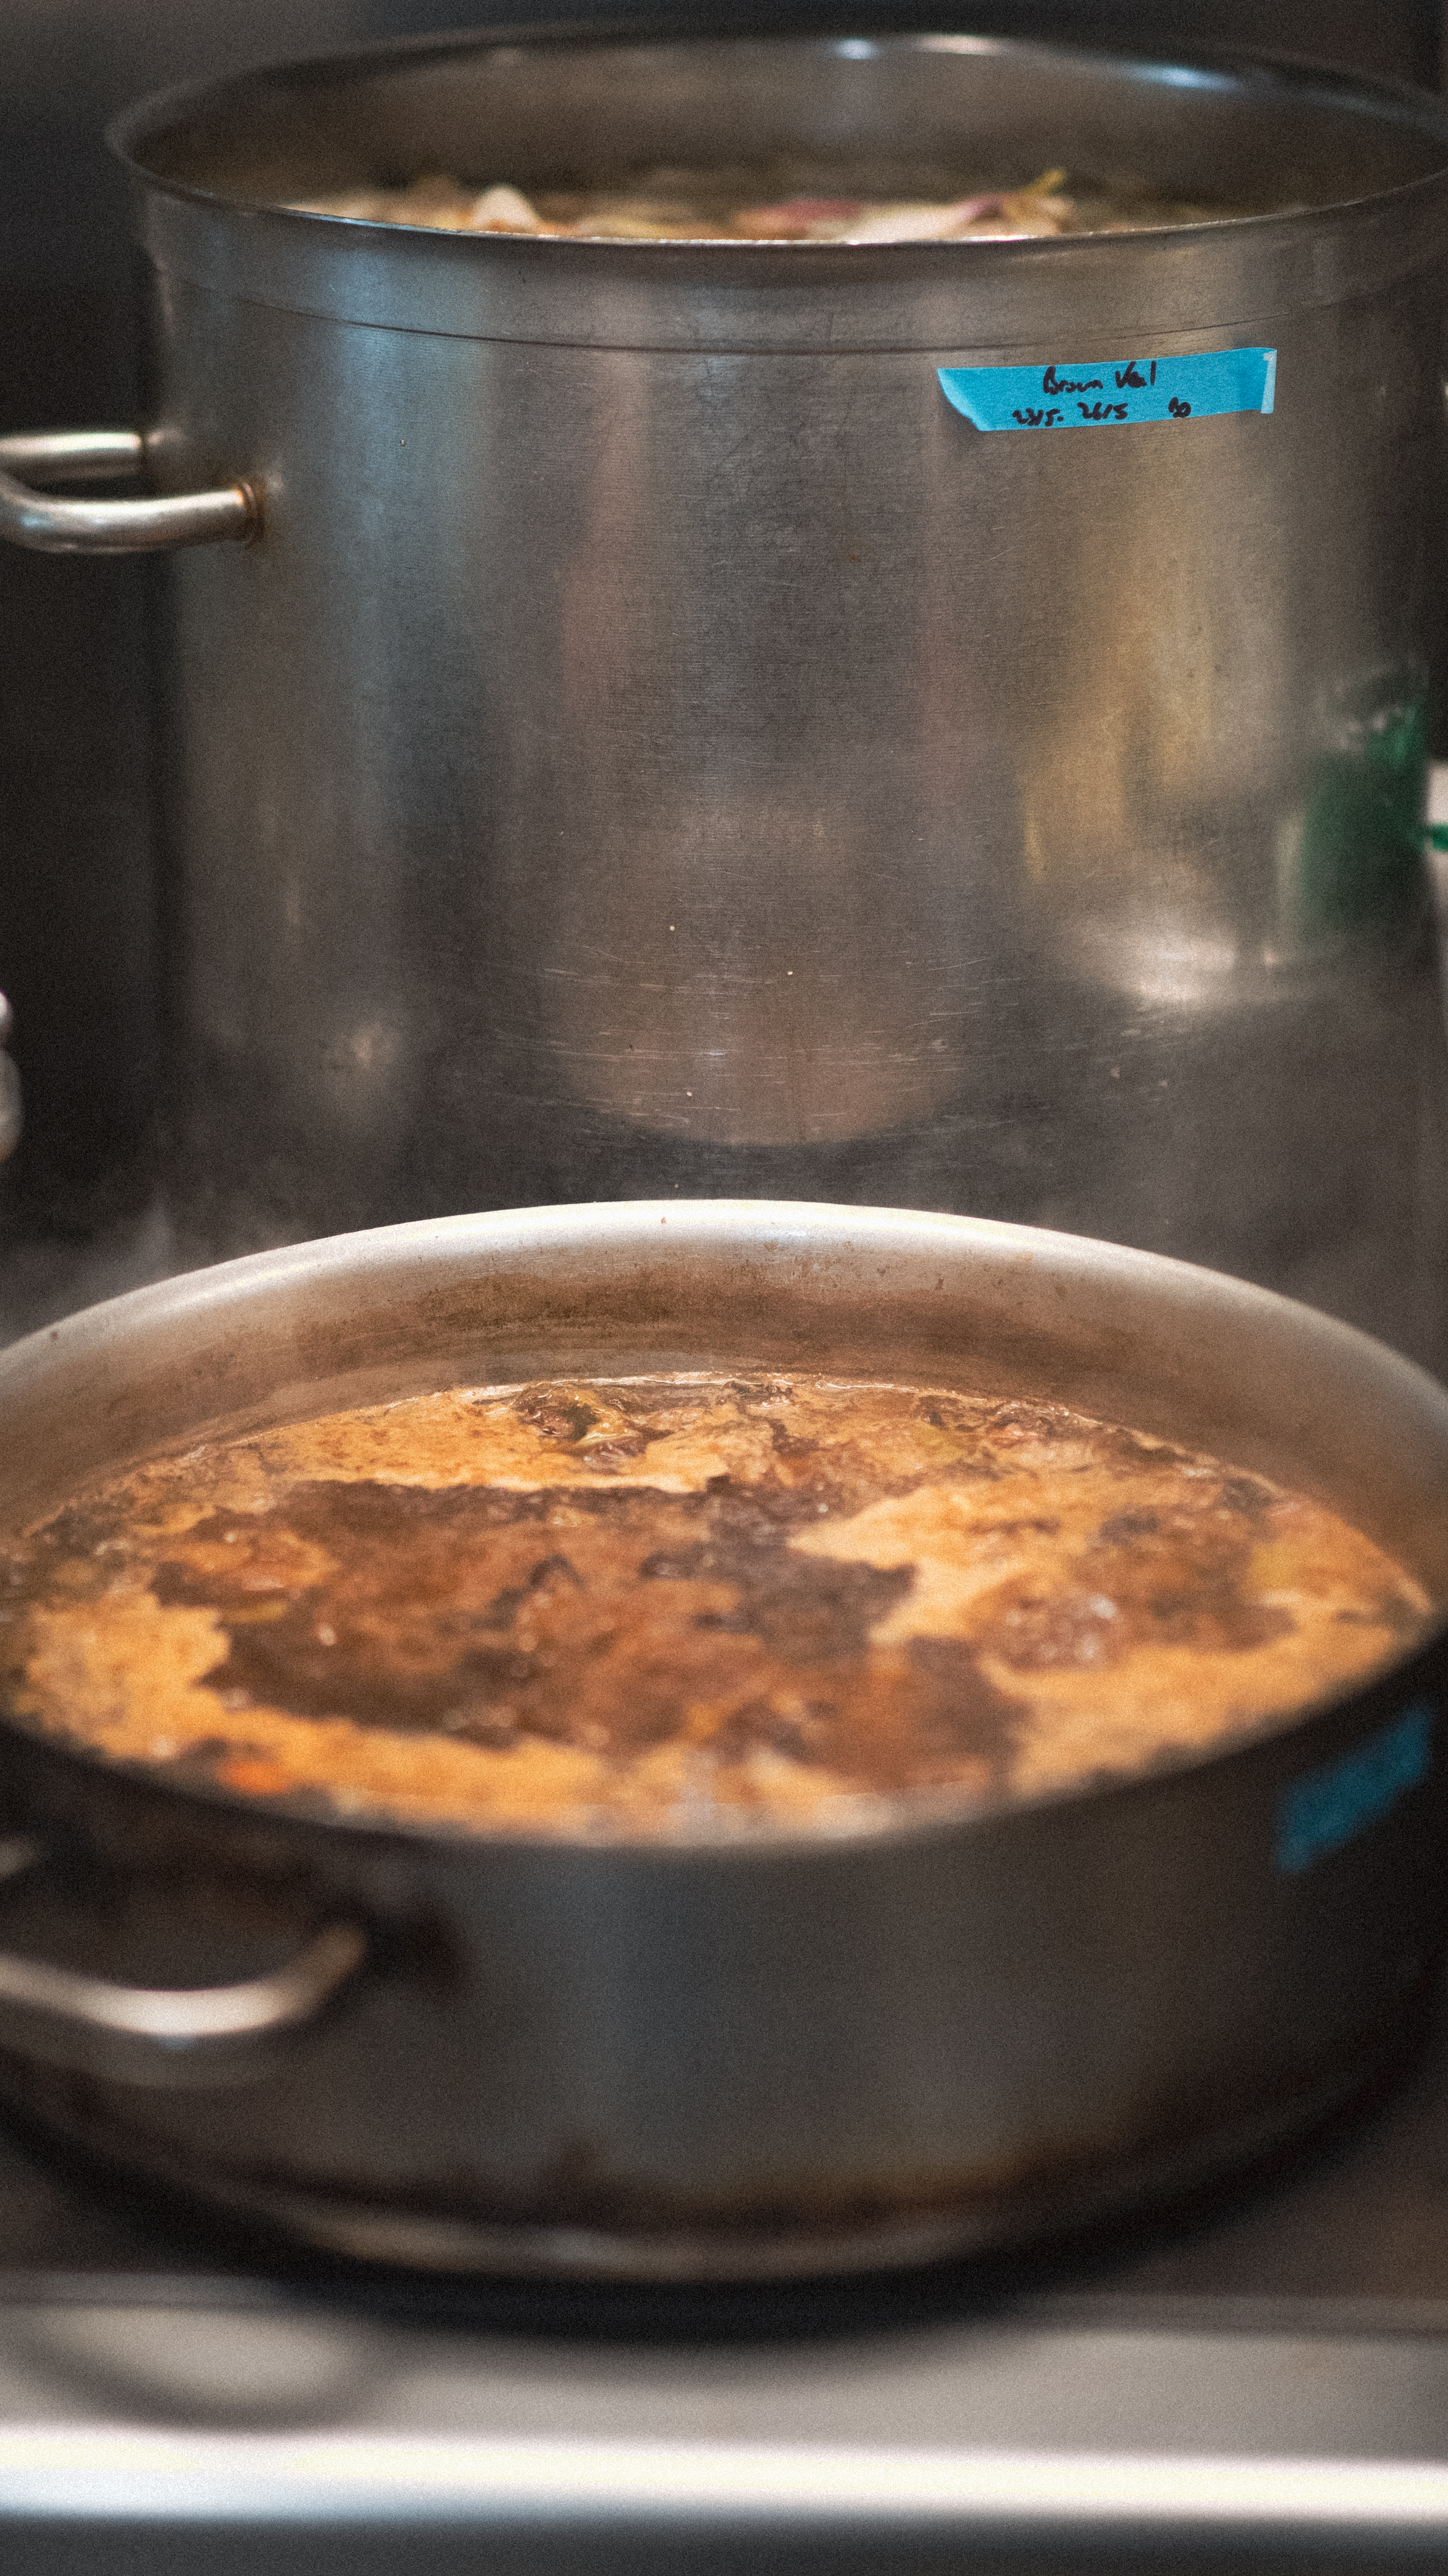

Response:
(938, 347), (1276, 432)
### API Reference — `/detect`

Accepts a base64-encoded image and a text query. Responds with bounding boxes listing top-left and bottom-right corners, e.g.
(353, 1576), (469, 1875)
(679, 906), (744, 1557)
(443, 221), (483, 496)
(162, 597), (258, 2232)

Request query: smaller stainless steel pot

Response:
(0, 1200), (1443, 2280)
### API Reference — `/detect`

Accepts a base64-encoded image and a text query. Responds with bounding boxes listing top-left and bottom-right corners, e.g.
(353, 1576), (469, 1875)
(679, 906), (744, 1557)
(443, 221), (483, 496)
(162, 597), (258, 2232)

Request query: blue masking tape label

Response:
(1276, 1702), (1433, 1875)
(938, 346), (1276, 433)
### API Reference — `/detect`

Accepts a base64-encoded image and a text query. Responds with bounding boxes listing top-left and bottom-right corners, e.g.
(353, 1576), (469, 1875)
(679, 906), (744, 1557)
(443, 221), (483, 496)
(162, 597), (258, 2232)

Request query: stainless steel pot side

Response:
(0, 1201), (1443, 2280)
(4, 33), (1448, 1365)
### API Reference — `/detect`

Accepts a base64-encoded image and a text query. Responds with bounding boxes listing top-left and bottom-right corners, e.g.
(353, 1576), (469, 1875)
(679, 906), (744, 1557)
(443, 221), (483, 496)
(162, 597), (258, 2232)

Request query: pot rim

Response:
(2, 1198), (1444, 1865)
(106, 21), (1448, 257)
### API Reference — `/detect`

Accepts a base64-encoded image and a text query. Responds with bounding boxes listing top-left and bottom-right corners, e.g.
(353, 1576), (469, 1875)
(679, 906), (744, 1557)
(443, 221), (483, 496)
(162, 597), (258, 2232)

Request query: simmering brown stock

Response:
(1, 1373), (1424, 1837)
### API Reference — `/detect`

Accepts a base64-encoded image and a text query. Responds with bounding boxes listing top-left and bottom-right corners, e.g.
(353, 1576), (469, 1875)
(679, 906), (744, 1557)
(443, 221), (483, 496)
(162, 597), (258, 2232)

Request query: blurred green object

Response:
(1297, 673), (1428, 933)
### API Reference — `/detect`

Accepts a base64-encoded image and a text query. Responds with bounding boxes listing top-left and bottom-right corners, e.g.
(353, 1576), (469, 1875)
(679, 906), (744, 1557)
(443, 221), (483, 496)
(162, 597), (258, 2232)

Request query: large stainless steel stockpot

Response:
(3, 33), (1448, 1366)
(0, 1199), (1443, 2280)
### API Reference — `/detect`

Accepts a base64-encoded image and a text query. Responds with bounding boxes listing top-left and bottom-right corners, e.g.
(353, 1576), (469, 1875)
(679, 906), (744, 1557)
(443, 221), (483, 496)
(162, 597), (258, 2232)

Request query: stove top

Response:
(1, 1978), (1448, 2570)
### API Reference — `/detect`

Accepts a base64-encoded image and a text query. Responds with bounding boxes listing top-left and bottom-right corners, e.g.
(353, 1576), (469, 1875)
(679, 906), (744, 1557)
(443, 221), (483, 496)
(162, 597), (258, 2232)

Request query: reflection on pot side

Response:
(1286, 671), (1429, 939)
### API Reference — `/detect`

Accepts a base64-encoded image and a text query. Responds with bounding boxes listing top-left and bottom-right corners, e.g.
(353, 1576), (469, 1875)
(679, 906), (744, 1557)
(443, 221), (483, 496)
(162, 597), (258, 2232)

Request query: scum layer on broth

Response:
(287, 166), (1269, 241)
(0, 1374), (1427, 1839)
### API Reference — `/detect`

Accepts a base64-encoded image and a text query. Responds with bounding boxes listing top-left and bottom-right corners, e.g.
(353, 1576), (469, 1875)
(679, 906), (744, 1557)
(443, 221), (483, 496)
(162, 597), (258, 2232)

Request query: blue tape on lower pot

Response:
(938, 346), (1276, 432)
(1276, 1701), (1433, 1874)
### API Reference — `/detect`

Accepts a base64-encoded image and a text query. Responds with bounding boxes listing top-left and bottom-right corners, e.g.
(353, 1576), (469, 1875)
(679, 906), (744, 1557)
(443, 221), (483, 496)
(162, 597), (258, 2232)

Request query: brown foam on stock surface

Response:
(0, 1374), (1426, 1837)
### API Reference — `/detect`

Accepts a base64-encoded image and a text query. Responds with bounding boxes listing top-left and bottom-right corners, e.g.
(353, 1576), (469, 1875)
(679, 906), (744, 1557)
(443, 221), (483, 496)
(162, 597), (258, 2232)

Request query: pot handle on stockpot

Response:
(0, 1838), (367, 2086)
(0, 431), (258, 553)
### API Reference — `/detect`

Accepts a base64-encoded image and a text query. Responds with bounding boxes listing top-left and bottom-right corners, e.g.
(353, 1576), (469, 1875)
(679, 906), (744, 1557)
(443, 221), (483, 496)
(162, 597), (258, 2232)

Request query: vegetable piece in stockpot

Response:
(289, 165), (1269, 239)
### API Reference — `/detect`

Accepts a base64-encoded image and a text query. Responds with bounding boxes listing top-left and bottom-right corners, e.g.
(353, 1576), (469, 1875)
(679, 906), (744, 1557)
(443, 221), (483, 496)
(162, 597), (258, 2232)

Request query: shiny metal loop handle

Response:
(0, 430), (258, 555)
(0, 994), (19, 1165)
(0, 1837), (366, 2086)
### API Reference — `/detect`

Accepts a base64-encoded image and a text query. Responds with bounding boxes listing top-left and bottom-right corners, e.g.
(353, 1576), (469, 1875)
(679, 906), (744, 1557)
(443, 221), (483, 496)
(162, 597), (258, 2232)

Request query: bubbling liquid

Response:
(0, 1372), (1427, 1838)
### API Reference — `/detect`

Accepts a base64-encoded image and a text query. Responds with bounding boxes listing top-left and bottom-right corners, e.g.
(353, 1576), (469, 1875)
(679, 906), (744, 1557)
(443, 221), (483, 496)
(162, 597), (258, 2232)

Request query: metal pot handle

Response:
(0, 1837), (367, 2086)
(0, 431), (257, 555)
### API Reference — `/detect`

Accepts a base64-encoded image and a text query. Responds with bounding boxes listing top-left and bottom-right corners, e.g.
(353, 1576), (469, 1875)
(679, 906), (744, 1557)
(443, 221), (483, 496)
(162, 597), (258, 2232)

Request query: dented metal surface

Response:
(0, 1201), (1442, 2277)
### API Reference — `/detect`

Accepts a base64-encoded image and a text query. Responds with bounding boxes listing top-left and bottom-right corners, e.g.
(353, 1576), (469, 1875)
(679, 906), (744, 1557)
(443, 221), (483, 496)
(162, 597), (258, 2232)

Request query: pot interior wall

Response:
(1, 1208), (1447, 1598)
(122, 33), (1448, 216)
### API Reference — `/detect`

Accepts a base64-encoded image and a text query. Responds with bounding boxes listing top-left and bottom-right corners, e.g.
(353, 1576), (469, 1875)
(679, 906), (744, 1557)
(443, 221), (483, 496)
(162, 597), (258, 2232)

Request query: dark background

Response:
(2, 0), (1442, 1230)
